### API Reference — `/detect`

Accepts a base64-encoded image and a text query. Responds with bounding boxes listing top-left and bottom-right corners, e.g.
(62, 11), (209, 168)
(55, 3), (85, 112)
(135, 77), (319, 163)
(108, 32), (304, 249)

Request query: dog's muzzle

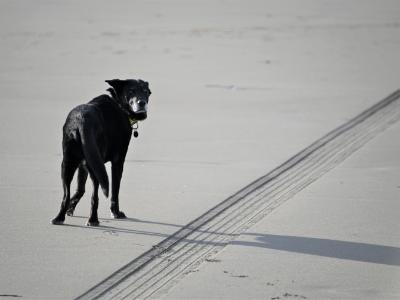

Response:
(129, 98), (148, 121)
(131, 99), (148, 114)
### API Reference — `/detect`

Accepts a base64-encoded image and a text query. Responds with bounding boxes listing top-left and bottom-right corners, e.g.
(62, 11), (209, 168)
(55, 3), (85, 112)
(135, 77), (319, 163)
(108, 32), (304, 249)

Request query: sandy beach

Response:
(1, 0), (399, 299)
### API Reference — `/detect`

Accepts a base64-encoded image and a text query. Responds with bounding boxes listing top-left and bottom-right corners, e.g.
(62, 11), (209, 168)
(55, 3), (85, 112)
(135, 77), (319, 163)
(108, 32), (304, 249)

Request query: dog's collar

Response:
(129, 117), (137, 126)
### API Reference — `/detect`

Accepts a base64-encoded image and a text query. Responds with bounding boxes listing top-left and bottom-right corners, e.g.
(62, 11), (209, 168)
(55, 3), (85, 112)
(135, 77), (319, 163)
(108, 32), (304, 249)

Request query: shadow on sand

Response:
(233, 233), (400, 267)
(63, 216), (400, 267)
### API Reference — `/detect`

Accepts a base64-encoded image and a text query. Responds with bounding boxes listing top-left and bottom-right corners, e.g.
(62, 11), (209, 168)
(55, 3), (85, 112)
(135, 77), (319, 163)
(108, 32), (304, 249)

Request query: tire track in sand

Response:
(76, 90), (400, 300)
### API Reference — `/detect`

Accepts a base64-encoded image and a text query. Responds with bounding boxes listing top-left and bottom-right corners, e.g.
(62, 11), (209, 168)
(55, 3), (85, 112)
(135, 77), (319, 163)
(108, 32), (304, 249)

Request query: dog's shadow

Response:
(62, 217), (400, 267)
(64, 215), (182, 239)
(62, 216), (229, 245)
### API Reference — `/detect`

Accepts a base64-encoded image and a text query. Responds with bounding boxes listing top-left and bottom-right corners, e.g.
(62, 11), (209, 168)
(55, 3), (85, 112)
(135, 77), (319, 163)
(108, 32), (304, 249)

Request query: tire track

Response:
(75, 90), (400, 300)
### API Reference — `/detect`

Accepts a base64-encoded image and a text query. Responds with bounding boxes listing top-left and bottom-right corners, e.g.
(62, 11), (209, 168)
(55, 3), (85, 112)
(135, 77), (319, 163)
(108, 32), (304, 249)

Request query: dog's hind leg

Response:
(51, 159), (80, 225)
(110, 161), (127, 219)
(86, 173), (100, 226)
(67, 163), (88, 216)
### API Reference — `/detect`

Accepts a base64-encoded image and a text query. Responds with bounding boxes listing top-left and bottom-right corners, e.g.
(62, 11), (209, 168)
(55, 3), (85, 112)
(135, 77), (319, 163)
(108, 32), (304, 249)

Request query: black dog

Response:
(51, 79), (151, 226)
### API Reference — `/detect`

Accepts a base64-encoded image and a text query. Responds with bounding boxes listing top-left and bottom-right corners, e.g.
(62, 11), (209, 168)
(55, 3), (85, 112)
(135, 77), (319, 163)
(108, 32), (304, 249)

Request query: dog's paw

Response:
(86, 219), (100, 227)
(50, 217), (65, 225)
(111, 211), (127, 219)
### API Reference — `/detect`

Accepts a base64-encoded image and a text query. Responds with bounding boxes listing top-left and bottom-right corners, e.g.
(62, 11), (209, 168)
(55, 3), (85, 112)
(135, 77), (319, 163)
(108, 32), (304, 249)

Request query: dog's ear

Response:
(145, 81), (151, 95)
(105, 79), (124, 92)
(138, 80), (150, 93)
(137, 79), (146, 86)
(106, 79), (125, 101)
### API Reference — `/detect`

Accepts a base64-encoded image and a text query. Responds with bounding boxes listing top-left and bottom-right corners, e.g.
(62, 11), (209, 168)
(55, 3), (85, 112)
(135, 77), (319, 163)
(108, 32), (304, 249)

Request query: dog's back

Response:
(62, 95), (129, 197)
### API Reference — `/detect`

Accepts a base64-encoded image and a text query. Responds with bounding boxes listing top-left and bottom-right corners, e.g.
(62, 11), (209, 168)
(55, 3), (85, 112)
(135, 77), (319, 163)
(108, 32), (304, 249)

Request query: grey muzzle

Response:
(130, 98), (148, 114)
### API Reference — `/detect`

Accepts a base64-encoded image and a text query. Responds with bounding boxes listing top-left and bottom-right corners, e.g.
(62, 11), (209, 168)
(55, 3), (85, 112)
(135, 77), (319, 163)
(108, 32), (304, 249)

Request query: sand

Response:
(166, 118), (400, 300)
(0, 0), (399, 299)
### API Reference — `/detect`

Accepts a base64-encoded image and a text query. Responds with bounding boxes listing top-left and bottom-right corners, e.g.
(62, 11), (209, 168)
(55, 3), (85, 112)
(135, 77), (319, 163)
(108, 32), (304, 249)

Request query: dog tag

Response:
(131, 121), (139, 138)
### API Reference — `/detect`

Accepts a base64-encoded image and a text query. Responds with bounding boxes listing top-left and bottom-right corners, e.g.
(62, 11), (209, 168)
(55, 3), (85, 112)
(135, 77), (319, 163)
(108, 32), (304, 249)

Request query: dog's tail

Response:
(79, 126), (109, 198)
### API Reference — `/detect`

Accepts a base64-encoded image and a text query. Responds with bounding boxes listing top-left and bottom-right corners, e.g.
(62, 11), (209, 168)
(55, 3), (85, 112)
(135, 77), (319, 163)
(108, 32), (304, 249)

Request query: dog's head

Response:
(106, 79), (151, 121)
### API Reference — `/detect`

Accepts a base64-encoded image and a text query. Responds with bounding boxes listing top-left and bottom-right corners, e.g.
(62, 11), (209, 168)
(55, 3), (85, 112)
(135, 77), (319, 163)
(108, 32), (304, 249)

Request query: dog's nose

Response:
(137, 100), (147, 110)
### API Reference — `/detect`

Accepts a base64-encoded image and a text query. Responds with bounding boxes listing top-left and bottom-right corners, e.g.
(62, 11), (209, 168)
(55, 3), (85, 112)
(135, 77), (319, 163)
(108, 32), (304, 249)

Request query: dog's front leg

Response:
(110, 161), (127, 219)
